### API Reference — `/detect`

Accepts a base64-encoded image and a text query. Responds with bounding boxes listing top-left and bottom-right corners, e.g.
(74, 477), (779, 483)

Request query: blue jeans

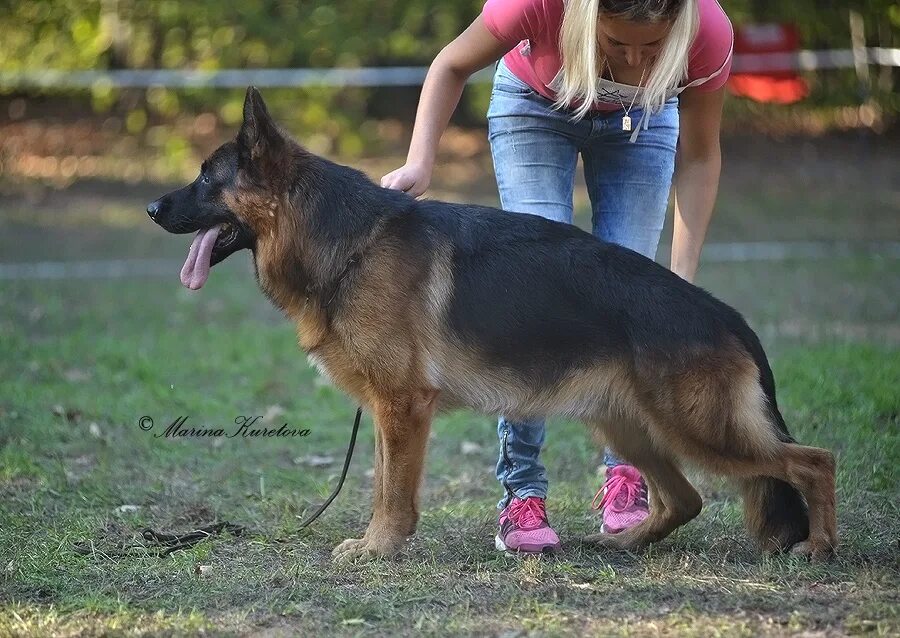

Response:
(487, 59), (679, 508)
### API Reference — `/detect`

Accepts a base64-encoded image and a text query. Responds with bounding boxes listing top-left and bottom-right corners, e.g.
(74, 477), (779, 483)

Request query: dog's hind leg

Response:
(652, 355), (835, 559)
(332, 387), (438, 562)
(776, 444), (837, 559)
(680, 440), (835, 558)
(583, 420), (702, 551)
(729, 442), (836, 559)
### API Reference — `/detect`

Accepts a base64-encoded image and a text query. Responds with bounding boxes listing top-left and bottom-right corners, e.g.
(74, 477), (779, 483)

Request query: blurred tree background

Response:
(0, 0), (896, 181)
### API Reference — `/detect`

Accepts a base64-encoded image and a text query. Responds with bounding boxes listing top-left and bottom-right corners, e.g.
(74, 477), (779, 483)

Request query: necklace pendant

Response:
(622, 115), (632, 131)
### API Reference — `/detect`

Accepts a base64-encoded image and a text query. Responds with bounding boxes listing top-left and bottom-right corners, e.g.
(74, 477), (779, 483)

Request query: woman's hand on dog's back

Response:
(382, 14), (511, 199)
(381, 162), (432, 197)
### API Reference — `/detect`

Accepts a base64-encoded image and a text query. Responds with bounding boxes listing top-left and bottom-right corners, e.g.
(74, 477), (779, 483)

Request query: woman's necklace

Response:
(606, 61), (647, 132)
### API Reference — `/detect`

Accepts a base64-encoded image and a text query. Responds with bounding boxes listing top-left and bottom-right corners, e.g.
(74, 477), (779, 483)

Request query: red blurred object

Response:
(728, 23), (809, 104)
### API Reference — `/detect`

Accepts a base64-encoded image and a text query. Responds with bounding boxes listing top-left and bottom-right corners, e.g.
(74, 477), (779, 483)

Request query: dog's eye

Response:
(201, 173), (210, 184)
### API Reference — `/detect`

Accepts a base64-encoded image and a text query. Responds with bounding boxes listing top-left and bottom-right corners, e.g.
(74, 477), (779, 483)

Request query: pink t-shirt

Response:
(482, 0), (733, 110)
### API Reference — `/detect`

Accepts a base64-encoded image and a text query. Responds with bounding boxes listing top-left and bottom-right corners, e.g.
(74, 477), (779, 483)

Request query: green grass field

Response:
(1, 134), (898, 636)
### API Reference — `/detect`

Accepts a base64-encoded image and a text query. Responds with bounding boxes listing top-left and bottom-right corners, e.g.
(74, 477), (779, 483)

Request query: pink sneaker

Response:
(592, 465), (649, 534)
(495, 496), (561, 554)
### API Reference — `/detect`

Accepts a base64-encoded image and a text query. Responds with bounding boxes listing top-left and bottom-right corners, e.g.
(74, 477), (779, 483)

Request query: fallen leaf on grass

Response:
(116, 504), (140, 513)
(194, 564), (213, 577)
(461, 441), (482, 455)
(263, 404), (286, 423)
(293, 454), (335, 467)
(52, 405), (82, 422)
(570, 582), (596, 591)
(341, 619), (366, 627)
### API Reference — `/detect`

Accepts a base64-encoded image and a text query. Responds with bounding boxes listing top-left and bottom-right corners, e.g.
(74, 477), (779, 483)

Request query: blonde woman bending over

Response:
(382, 0), (733, 554)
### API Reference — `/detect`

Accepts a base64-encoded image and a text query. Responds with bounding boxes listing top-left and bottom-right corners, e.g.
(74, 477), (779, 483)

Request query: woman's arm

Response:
(381, 16), (512, 196)
(671, 86), (726, 283)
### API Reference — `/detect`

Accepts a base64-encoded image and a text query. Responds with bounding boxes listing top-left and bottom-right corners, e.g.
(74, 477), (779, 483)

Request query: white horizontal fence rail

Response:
(2, 242), (899, 280)
(0, 48), (897, 90)
(732, 47), (900, 73)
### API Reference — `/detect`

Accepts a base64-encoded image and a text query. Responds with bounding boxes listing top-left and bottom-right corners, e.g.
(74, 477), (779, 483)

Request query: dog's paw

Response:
(583, 532), (628, 550)
(331, 535), (405, 563)
(790, 538), (836, 561)
(583, 529), (656, 551)
(331, 538), (372, 562)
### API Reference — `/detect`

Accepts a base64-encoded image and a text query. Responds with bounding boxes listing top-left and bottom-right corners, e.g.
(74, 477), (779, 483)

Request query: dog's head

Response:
(147, 87), (293, 289)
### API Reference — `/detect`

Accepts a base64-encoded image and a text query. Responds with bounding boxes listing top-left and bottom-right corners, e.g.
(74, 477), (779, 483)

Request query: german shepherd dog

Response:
(147, 87), (837, 561)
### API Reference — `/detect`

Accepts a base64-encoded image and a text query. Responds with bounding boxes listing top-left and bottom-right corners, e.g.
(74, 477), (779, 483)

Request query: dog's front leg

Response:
(332, 389), (437, 562)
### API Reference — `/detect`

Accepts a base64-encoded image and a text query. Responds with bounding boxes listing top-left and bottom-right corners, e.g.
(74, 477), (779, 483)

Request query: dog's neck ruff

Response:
(304, 253), (361, 312)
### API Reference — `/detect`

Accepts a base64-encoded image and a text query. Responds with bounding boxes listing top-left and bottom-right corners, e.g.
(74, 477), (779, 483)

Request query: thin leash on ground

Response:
(1, 241), (898, 280)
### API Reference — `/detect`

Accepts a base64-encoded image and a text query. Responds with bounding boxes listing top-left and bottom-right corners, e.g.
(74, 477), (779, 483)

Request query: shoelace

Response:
(591, 471), (643, 513)
(508, 497), (547, 530)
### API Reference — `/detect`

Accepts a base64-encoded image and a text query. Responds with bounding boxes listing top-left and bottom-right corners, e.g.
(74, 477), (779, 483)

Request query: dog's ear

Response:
(237, 86), (285, 173)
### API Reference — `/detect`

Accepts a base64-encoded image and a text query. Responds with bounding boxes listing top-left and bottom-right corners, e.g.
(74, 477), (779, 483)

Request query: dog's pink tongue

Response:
(180, 224), (223, 290)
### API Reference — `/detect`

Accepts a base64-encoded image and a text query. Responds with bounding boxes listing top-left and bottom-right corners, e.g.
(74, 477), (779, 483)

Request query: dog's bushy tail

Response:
(740, 476), (809, 551)
(728, 313), (811, 551)
(739, 404), (809, 551)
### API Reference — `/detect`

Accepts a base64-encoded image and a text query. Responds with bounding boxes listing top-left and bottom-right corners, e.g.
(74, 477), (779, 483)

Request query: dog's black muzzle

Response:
(145, 191), (206, 234)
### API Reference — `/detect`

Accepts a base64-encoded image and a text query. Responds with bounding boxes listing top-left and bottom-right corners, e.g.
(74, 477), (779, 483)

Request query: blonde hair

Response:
(553, 0), (700, 121)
